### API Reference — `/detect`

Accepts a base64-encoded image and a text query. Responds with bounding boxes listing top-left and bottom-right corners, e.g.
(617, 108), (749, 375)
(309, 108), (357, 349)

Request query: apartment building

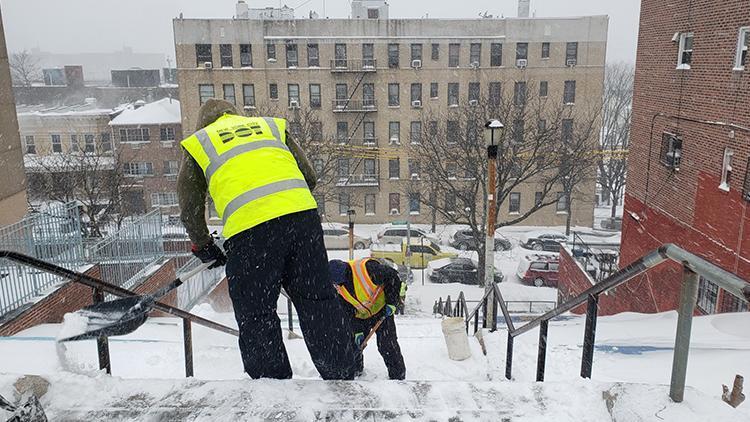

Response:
(173, 2), (607, 226)
(0, 5), (27, 225)
(616, 0), (749, 314)
(109, 98), (183, 217)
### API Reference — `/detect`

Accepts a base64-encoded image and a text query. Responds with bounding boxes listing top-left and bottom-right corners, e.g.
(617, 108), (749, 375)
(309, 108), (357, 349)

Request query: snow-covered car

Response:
(519, 231), (567, 252)
(449, 229), (512, 251)
(322, 225), (371, 250)
(429, 257), (503, 285)
(516, 254), (560, 287)
(376, 226), (438, 245)
(601, 217), (623, 231)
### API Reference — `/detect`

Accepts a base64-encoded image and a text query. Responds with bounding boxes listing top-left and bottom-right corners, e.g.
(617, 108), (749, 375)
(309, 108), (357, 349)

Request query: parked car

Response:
(379, 258), (413, 284)
(601, 217), (623, 231)
(429, 258), (504, 285)
(376, 226), (438, 245)
(449, 229), (512, 251)
(322, 225), (371, 250)
(371, 239), (457, 269)
(519, 231), (567, 252)
(516, 255), (560, 287)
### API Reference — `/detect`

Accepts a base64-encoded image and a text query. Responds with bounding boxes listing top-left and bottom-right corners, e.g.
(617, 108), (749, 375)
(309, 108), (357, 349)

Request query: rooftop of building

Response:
(109, 98), (181, 126)
(16, 99), (115, 117)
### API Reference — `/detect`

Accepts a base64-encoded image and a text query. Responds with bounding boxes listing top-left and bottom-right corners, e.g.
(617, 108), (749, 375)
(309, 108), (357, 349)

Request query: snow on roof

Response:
(17, 102), (115, 117)
(109, 98), (181, 126)
(24, 154), (115, 173)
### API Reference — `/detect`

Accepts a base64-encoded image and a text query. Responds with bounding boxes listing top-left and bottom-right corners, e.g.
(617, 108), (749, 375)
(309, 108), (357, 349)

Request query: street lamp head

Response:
(347, 208), (356, 224)
(484, 119), (505, 156)
(486, 119), (504, 130)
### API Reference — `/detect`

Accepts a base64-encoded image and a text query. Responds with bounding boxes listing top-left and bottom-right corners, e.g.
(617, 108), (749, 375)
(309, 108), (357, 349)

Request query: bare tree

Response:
(407, 82), (600, 282)
(9, 50), (41, 87)
(598, 63), (633, 218)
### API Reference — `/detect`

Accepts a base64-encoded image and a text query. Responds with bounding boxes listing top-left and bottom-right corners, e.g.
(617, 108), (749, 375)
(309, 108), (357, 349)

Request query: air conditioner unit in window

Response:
(389, 136), (400, 144)
(289, 100), (300, 109)
(566, 59), (577, 67)
(203, 61), (213, 69)
(411, 59), (422, 69)
(390, 208), (400, 215)
(469, 99), (479, 106)
(470, 61), (480, 69)
(516, 59), (528, 68)
(665, 151), (682, 170)
(243, 105), (257, 111)
(411, 100), (422, 108)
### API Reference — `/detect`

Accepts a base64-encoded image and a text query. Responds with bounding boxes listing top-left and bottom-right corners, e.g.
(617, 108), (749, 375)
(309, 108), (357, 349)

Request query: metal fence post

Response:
(505, 333), (514, 380)
(669, 266), (699, 403)
(93, 288), (111, 374)
(183, 319), (194, 377)
(581, 294), (599, 378)
(536, 319), (549, 382)
(287, 298), (294, 332)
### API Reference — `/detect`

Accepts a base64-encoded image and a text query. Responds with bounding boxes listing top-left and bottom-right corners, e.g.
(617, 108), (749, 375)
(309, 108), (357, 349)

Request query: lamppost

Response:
(484, 120), (504, 308)
(347, 209), (356, 260)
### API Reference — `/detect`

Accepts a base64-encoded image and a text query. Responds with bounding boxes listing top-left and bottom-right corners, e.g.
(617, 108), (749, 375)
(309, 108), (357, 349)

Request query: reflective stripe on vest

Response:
(336, 258), (386, 319)
(181, 114), (317, 239)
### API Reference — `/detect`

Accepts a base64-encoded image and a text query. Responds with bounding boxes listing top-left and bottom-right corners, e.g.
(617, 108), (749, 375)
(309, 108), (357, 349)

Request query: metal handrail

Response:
(462, 243), (750, 403)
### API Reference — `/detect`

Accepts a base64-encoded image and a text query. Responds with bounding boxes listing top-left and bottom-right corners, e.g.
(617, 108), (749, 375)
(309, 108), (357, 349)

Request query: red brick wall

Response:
(204, 278), (233, 312)
(618, 0), (750, 314)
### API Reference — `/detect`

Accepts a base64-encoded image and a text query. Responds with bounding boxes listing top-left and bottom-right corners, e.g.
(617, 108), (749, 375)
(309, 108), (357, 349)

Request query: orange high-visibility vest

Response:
(335, 258), (386, 319)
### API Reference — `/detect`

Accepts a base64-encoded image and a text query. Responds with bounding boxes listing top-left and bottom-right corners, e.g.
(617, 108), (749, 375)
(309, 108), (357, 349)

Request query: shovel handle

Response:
(359, 315), (387, 351)
(150, 261), (216, 300)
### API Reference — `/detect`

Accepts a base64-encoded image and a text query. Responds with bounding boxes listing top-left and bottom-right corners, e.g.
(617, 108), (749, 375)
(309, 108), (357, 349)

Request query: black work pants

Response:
(352, 314), (406, 380)
(225, 209), (357, 380)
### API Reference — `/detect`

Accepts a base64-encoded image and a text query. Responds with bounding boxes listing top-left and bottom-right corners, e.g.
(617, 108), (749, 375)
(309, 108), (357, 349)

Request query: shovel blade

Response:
(4, 395), (47, 422)
(58, 296), (154, 342)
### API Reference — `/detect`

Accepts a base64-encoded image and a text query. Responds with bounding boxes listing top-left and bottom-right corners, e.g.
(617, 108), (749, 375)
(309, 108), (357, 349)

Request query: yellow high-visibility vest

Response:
(181, 114), (317, 239)
(335, 259), (386, 319)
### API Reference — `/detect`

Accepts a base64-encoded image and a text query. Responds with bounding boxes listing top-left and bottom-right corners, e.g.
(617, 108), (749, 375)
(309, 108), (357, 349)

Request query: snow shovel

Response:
(359, 314), (388, 351)
(58, 261), (214, 342)
(0, 393), (47, 422)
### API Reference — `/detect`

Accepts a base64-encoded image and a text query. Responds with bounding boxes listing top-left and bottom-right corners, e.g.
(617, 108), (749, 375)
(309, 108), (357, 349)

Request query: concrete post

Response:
(669, 266), (699, 402)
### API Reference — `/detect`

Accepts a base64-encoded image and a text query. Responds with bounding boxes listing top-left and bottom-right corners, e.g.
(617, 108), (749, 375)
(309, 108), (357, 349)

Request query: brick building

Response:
(173, 1), (606, 226)
(109, 98), (183, 217)
(579, 0), (749, 315)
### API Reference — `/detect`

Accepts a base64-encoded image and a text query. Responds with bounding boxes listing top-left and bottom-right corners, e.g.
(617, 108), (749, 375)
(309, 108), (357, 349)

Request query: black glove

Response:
(192, 240), (227, 269)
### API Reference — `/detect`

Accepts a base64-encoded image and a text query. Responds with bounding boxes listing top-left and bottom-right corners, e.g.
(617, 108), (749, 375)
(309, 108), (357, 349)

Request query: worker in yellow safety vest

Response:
(178, 99), (356, 380)
(329, 258), (406, 380)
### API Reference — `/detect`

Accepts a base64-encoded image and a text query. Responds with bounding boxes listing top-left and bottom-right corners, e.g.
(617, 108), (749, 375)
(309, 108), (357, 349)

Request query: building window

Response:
(51, 134), (62, 153)
(470, 43), (481, 66)
(516, 42), (528, 60)
(100, 133), (112, 152)
(311, 122), (323, 142)
(539, 81), (548, 97)
(541, 42), (550, 59)
(409, 193), (421, 214)
(411, 43), (423, 62)
(389, 121), (400, 144)
(160, 127), (175, 141)
(490, 43), (503, 66)
(220, 44), (233, 67)
(431, 43), (440, 60)
(307, 43), (320, 67)
(389, 158), (400, 179)
(196, 44), (212, 66)
(365, 194), (376, 215)
(677, 33), (693, 69)
(337, 158), (349, 178)
(430, 82), (438, 99)
(269, 83), (279, 100)
(362, 43), (375, 67)
(223, 84), (236, 105)
(243, 84), (255, 107)
(468, 82), (480, 104)
(719, 148), (734, 191)
(446, 162), (457, 179)
(512, 119), (524, 144)
(286, 42), (299, 67)
(538, 119), (547, 132)
(362, 83), (375, 107)
(363, 121), (376, 144)
(388, 83), (400, 106)
(447, 120), (459, 144)
(563, 80), (576, 104)
(288, 84), (300, 107)
(735, 27), (750, 70)
(338, 193), (350, 215)
(334, 43), (347, 68)
(721, 289), (749, 312)
(336, 121), (349, 143)
(24, 135), (35, 154)
(309, 84), (321, 108)
(697, 277), (719, 314)
(240, 44), (252, 67)
(364, 158), (376, 178)
(411, 83), (422, 105)
(388, 43), (400, 68)
(566, 42), (578, 64)
(199, 84), (215, 105)
(367, 8), (379, 19)
(164, 160), (179, 175)
(562, 119), (574, 143)
(535, 191), (543, 206)
(489, 82), (501, 106)
(151, 192), (178, 207)
(743, 158), (750, 202)
(514, 81), (527, 106)
(509, 192), (521, 214)
(557, 192), (568, 212)
(124, 162), (154, 176)
(447, 83), (459, 106)
(429, 121), (438, 137)
(410, 121), (422, 144)
(660, 132), (683, 170)
(266, 42), (276, 61)
(409, 158), (420, 177)
(389, 193), (401, 215)
(448, 43), (460, 67)
(445, 192), (456, 212)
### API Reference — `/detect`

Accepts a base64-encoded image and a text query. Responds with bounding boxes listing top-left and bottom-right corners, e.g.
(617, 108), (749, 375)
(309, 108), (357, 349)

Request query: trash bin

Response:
(441, 317), (471, 361)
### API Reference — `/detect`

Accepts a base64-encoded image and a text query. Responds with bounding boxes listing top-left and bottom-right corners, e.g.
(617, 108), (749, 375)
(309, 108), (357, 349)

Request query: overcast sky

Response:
(1, 0), (641, 64)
